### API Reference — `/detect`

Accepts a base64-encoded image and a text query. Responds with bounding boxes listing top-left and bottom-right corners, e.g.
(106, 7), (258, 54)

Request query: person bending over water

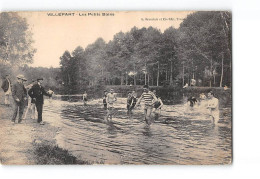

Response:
(187, 96), (197, 107)
(207, 91), (219, 125)
(152, 90), (164, 120)
(135, 85), (157, 125)
(130, 91), (137, 111)
(106, 89), (117, 121)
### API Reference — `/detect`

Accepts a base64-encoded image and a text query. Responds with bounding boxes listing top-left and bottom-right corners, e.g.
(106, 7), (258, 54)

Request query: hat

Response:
(37, 77), (43, 81)
(17, 74), (27, 81)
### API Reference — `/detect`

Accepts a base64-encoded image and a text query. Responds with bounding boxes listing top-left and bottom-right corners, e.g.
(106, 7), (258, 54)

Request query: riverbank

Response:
(0, 93), (91, 165)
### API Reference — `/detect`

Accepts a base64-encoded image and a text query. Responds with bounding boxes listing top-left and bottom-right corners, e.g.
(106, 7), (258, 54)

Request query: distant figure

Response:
(1, 74), (11, 106)
(47, 88), (54, 103)
(224, 85), (229, 90)
(106, 89), (117, 121)
(183, 83), (188, 88)
(207, 91), (219, 125)
(103, 90), (108, 110)
(11, 75), (27, 124)
(187, 96), (197, 107)
(190, 79), (196, 86)
(48, 89), (54, 98)
(199, 93), (207, 108)
(82, 91), (87, 106)
(135, 85), (157, 125)
(23, 79), (37, 120)
(199, 93), (206, 100)
(28, 77), (52, 125)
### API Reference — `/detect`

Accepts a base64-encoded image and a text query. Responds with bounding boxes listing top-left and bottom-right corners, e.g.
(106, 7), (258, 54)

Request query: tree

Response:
(0, 12), (36, 65)
(178, 11), (232, 87)
(60, 51), (72, 93)
(161, 27), (179, 86)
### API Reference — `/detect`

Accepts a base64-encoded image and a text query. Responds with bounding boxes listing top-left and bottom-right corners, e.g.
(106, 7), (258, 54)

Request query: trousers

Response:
(12, 100), (25, 122)
(36, 103), (43, 123)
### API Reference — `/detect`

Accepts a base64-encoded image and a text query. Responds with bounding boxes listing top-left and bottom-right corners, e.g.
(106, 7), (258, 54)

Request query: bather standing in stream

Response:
(207, 91), (219, 125)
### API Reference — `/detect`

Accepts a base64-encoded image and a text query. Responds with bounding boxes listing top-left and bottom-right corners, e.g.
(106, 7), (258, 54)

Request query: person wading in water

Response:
(135, 85), (157, 126)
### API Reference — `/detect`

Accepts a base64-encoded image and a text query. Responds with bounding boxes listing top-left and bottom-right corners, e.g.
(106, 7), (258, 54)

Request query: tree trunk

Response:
(170, 60), (173, 86)
(157, 61), (159, 86)
(134, 63), (136, 85)
(210, 58), (213, 87)
(213, 74), (216, 86)
(166, 70), (168, 82)
(125, 73), (128, 86)
(220, 53), (224, 87)
(120, 75), (124, 85)
(182, 62), (185, 86)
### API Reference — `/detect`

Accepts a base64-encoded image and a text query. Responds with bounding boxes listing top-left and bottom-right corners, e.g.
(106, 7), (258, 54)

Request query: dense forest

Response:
(1, 11), (231, 95)
(60, 11), (231, 94)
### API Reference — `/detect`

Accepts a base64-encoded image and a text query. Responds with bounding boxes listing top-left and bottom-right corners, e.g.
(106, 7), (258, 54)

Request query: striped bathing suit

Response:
(141, 91), (157, 106)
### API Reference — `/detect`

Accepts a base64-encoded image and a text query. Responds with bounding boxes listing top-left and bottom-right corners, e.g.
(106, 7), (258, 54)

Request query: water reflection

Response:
(42, 95), (231, 164)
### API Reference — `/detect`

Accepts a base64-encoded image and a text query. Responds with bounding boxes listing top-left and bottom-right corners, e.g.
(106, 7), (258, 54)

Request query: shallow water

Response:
(42, 97), (232, 165)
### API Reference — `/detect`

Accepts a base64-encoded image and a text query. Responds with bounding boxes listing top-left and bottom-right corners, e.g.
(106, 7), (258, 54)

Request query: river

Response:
(42, 96), (232, 165)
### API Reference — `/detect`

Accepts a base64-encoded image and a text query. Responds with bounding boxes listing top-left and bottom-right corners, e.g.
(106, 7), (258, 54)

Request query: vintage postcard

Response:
(0, 11), (232, 165)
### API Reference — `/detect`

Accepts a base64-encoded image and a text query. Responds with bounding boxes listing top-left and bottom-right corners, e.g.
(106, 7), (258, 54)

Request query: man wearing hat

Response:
(28, 77), (52, 125)
(1, 74), (12, 106)
(11, 74), (27, 123)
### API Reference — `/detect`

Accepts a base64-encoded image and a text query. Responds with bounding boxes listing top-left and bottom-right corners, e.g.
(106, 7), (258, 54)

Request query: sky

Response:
(20, 11), (193, 68)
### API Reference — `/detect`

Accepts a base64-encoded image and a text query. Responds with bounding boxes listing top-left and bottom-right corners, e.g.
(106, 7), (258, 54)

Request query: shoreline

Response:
(0, 100), (90, 165)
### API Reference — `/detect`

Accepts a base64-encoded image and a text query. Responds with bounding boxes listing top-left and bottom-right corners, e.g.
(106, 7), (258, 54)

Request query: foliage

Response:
(0, 12), (36, 65)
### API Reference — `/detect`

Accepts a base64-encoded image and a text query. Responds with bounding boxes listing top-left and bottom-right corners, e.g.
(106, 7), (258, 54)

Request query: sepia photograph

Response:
(0, 11), (232, 165)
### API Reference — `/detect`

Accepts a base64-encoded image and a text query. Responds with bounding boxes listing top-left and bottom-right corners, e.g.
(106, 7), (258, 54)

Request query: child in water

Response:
(83, 91), (87, 106)
(106, 89), (117, 121)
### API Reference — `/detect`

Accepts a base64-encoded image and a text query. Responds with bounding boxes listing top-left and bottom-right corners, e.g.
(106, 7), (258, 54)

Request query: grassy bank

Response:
(0, 92), (100, 165)
(33, 143), (90, 165)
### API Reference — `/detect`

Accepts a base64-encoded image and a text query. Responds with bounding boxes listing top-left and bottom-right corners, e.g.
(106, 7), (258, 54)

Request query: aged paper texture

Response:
(0, 11), (232, 165)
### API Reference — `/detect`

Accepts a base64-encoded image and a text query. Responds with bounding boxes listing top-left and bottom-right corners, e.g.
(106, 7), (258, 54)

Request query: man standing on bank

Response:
(11, 75), (27, 124)
(1, 74), (12, 106)
(28, 78), (52, 125)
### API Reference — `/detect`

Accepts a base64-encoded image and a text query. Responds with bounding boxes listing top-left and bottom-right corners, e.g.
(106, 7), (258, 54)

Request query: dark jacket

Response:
(28, 83), (50, 104)
(1, 78), (11, 92)
(11, 81), (27, 102)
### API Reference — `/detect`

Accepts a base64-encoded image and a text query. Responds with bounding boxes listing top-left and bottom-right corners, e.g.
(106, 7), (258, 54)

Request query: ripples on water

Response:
(42, 97), (231, 165)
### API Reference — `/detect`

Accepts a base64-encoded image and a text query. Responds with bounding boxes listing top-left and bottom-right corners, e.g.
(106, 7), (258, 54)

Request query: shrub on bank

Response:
(34, 143), (104, 165)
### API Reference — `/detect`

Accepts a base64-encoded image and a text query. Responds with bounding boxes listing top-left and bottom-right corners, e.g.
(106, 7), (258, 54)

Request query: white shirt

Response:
(207, 97), (219, 111)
